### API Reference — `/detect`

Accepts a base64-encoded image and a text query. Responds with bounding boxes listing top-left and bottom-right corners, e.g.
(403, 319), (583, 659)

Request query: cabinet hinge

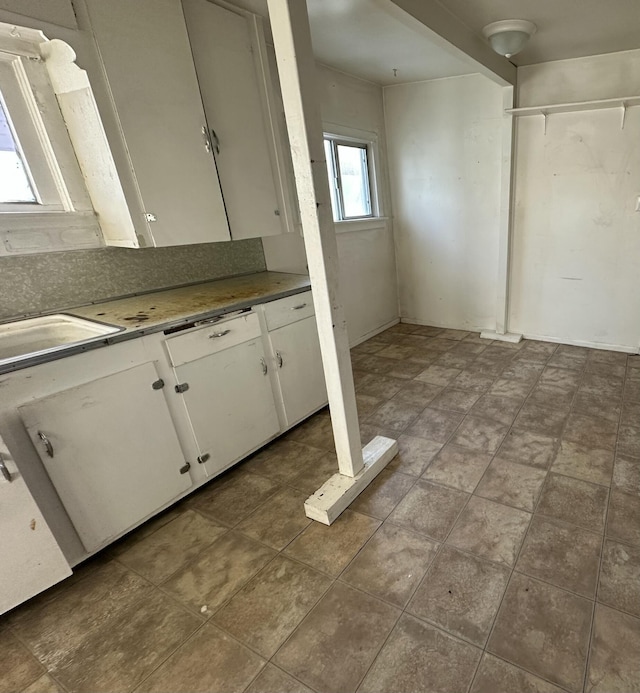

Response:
(151, 379), (165, 390)
(179, 462), (191, 475)
(175, 383), (190, 393)
(144, 212), (157, 222)
(197, 453), (210, 464)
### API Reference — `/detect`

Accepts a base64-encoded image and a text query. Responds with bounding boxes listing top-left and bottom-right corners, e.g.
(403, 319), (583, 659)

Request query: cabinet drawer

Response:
(165, 312), (261, 367)
(264, 291), (314, 331)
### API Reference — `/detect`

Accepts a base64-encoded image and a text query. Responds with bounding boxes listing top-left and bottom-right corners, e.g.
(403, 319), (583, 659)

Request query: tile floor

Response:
(3, 324), (640, 693)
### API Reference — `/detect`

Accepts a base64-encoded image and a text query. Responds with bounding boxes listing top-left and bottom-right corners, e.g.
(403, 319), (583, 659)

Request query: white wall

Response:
(384, 74), (504, 331)
(509, 50), (640, 351)
(263, 64), (399, 344)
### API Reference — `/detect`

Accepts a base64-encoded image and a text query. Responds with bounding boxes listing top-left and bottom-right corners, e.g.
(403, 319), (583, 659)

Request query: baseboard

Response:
(350, 317), (400, 348)
(399, 317), (488, 334)
(521, 333), (639, 355)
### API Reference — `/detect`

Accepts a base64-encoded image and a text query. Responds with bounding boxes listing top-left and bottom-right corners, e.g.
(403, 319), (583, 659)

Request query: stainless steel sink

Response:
(0, 314), (123, 365)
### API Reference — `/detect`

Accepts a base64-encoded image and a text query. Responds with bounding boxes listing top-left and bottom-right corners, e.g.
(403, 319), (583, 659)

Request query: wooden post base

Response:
(304, 436), (398, 525)
(480, 330), (523, 343)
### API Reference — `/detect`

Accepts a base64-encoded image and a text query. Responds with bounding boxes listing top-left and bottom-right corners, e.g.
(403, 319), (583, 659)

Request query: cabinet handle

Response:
(0, 453), (11, 482)
(291, 303), (307, 310)
(276, 351), (283, 368)
(210, 127), (220, 154)
(260, 357), (268, 375)
(37, 431), (54, 458)
(209, 329), (231, 339)
(201, 125), (211, 153)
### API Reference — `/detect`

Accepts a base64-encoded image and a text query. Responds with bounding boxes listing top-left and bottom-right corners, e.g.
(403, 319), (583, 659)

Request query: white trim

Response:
(521, 333), (639, 355)
(334, 217), (389, 234)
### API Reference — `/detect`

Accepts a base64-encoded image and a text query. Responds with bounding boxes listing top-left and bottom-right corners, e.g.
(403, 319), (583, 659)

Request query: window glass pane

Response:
(336, 143), (371, 218)
(0, 95), (37, 203)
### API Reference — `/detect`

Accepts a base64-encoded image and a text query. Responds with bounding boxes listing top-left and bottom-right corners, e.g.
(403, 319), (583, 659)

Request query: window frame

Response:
(323, 125), (384, 227)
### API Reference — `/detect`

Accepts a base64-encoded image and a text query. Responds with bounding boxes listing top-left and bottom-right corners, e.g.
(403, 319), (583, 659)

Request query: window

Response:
(0, 22), (137, 255)
(324, 133), (378, 222)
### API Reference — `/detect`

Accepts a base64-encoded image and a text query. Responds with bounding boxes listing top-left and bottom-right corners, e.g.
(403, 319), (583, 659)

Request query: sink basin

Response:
(0, 314), (123, 365)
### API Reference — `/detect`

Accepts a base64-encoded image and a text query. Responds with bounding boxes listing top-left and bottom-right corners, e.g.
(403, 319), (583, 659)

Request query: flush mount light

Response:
(482, 19), (536, 58)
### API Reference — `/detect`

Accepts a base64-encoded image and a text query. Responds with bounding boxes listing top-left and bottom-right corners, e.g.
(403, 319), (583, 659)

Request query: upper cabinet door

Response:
(84, 0), (230, 246)
(183, 0), (285, 239)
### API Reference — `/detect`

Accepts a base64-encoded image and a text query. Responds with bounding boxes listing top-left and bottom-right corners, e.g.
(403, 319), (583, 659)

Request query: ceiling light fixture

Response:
(482, 19), (536, 59)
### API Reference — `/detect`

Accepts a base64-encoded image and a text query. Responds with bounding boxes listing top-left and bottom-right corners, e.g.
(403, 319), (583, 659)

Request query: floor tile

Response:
(414, 364), (462, 387)
(388, 479), (469, 541)
(412, 325), (444, 337)
(539, 366), (581, 392)
(0, 630), (43, 693)
(430, 388), (481, 413)
(360, 422), (398, 446)
(587, 604), (640, 693)
(283, 510), (380, 577)
(162, 531), (276, 615)
(607, 490), (640, 546)
(475, 458), (547, 511)
(377, 343), (418, 361)
(599, 539), (640, 617)
(447, 496), (531, 567)
(579, 372), (624, 399)
(387, 435), (442, 476)
(501, 361), (545, 383)
(244, 440), (327, 484)
(53, 590), (201, 693)
(355, 373), (405, 400)
(341, 523), (439, 607)
(117, 510), (226, 584)
(536, 473), (608, 532)
(547, 352), (587, 371)
(618, 422), (640, 458)
(496, 428), (558, 469)
(624, 379), (640, 402)
(212, 555), (330, 658)
(391, 380), (442, 408)
(191, 472), (280, 527)
(490, 377), (534, 399)
(8, 561), (153, 668)
(437, 328), (471, 341)
(136, 624), (265, 693)
(613, 454), (640, 496)
(434, 351), (476, 370)
(470, 393), (523, 425)
(514, 402), (569, 437)
(288, 452), (339, 495)
(20, 674), (65, 693)
(573, 391), (621, 422)
(488, 573), (592, 692)
(366, 399), (422, 433)
(274, 582), (399, 693)
(358, 613), (481, 693)
(350, 470), (415, 519)
(408, 545), (510, 646)
(516, 515), (601, 597)
(422, 444), (493, 492)
(287, 411), (335, 450)
(236, 487), (311, 550)
(551, 441), (614, 486)
(451, 370), (495, 393)
(470, 653), (566, 693)
(450, 416), (509, 454)
(244, 665), (313, 693)
(562, 412), (618, 450)
(356, 393), (385, 418)
(406, 407), (464, 444)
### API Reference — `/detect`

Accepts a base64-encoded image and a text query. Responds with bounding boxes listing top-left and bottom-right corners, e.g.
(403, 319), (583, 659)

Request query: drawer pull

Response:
(37, 431), (54, 458)
(276, 351), (283, 368)
(209, 329), (231, 339)
(260, 357), (268, 375)
(0, 453), (11, 482)
(291, 303), (307, 311)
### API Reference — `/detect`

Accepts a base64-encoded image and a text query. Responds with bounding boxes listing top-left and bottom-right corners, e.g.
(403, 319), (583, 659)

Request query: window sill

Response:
(334, 217), (389, 234)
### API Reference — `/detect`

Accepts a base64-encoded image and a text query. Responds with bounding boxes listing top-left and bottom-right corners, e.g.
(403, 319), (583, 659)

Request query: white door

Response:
(175, 338), (280, 476)
(84, 0), (230, 246)
(183, 0), (284, 239)
(270, 316), (328, 427)
(0, 435), (71, 615)
(19, 363), (192, 552)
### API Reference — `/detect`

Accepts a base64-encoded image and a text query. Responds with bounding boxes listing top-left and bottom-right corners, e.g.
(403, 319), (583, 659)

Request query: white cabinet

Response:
(166, 313), (280, 477)
(182, 0), (289, 239)
(18, 362), (192, 552)
(83, 0), (230, 246)
(261, 292), (328, 428)
(0, 434), (71, 615)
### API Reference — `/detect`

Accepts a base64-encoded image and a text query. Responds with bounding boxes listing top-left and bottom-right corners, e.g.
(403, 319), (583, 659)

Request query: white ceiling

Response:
(306, 0), (478, 86)
(304, 0), (640, 85)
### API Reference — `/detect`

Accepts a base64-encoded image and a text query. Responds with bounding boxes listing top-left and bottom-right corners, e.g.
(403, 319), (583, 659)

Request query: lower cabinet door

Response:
(19, 362), (192, 552)
(175, 338), (280, 476)
(0, 434), (71, 615)
(269, 316), (328, 427)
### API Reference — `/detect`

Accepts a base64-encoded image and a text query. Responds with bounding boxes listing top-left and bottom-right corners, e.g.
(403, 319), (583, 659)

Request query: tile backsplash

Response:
(0, 239), (265, 320)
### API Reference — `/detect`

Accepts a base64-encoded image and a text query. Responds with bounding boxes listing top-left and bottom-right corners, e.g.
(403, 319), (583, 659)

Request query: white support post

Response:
(266, 0), (397, 524)
(481, 85), (522, 344)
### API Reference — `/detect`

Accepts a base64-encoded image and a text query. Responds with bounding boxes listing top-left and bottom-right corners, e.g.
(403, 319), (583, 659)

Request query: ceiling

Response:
(304, 0), (640, 85)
